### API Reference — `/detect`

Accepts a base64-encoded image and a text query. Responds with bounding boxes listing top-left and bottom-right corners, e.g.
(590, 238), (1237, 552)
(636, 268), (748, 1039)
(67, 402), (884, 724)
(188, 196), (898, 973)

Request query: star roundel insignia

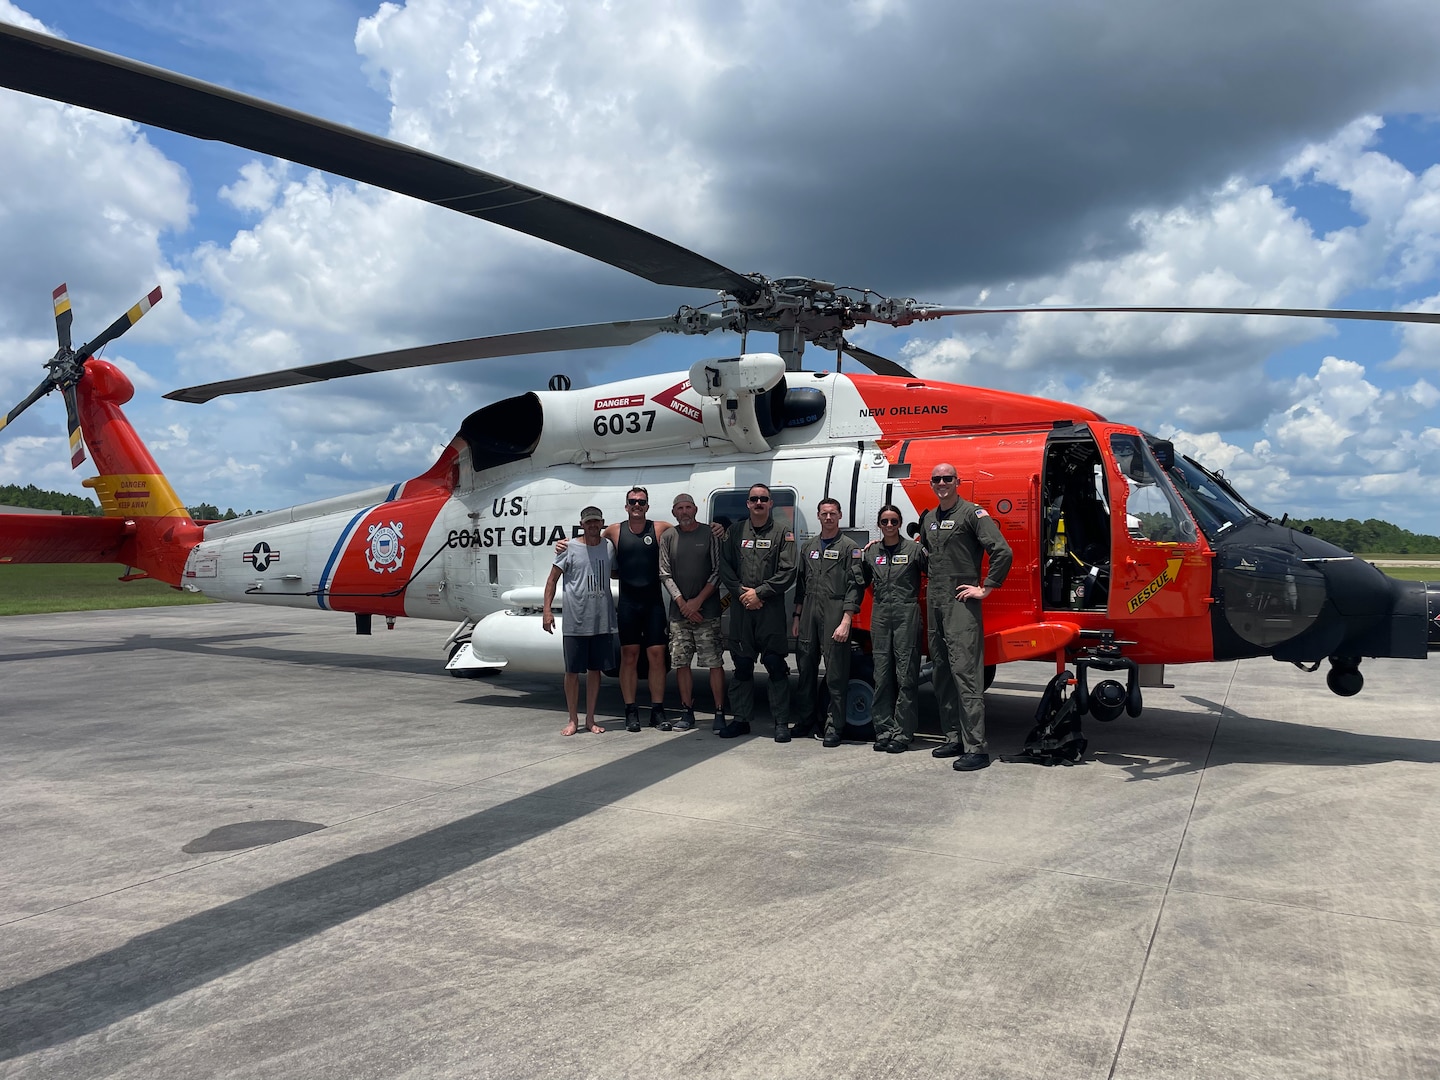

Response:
(243, 541), (278, 572)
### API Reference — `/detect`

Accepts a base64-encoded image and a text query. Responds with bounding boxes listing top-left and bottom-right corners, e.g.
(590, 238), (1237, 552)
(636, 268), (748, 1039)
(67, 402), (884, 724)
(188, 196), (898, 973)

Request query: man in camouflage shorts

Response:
(658, 493), (726, 731)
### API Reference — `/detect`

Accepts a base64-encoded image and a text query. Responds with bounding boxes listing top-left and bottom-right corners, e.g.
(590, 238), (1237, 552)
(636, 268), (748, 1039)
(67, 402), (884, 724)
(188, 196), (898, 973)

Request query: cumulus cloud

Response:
(4, 0), (1440, 532)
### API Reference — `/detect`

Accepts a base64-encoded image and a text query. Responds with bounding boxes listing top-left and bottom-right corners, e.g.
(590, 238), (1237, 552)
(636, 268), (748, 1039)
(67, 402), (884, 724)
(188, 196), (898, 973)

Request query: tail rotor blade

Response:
(0, 376), (58, 434)
(53, 282), (73, 350)
(62, 384), (87, 469)
(78, 286), (162, 357)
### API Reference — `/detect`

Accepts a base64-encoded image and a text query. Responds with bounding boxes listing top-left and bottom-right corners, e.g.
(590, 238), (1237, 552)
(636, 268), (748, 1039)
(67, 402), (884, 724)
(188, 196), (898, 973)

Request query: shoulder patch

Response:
(784, 531), (795, 542)
(976, 508), (989, 518)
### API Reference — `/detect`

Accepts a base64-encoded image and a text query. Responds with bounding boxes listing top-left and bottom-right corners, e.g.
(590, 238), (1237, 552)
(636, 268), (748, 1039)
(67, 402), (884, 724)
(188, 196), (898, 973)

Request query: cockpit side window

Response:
(1109, 434), (1197, 545)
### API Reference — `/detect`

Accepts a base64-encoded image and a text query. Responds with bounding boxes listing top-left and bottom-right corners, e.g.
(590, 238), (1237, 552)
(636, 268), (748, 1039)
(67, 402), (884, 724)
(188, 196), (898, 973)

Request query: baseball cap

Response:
(580, 505), (605, 523)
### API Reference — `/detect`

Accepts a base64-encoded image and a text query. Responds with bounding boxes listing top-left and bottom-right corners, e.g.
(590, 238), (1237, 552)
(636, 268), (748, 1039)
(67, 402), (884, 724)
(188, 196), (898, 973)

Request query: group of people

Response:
(540, 465), (1012, 773)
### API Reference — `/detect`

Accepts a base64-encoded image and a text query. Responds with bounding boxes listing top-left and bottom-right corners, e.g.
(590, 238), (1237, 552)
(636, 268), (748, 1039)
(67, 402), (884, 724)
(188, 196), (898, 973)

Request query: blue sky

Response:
(2, 0), (1439, 533)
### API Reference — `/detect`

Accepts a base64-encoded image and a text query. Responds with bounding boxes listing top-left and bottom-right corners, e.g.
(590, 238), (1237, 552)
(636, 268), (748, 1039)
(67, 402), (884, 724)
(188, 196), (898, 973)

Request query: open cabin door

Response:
(1097, 426), (1209, 628)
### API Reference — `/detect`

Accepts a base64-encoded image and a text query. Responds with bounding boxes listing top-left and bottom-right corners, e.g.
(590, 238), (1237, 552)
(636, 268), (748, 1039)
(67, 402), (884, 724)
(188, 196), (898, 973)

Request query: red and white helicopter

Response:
(1, 24), (1436, 728)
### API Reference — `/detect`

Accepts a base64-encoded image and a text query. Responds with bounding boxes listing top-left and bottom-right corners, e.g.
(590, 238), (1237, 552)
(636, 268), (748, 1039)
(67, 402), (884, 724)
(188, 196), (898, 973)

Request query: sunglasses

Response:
(879, 517), (902, 525)
(748, 495), (771, 503)
(931, 475), (957, 484)
(626, 498), (648, 506)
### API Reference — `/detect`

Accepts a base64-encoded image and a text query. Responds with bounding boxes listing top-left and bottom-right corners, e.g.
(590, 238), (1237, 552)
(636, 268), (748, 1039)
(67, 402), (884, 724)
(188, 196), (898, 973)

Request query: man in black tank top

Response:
(608, 487), (672, 731)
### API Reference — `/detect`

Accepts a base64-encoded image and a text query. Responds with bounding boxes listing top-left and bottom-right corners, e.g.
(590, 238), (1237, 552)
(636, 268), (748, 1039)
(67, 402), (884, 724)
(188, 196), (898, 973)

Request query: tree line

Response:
(0, 484), (259, 521)
(4, 482), (1435, 553)
(1289, 517), (1440, 555)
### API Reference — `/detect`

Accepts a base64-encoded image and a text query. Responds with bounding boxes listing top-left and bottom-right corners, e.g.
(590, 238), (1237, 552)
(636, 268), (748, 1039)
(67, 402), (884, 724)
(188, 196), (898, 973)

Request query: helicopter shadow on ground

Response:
(0, 733), (743, 1061)
(1084, 695), (1440, 782)
(0, 631), (444, 678)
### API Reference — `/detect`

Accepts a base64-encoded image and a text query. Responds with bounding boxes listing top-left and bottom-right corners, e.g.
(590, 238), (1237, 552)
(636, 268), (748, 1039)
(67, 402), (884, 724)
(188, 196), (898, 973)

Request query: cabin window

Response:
(710, 488), (797, 534)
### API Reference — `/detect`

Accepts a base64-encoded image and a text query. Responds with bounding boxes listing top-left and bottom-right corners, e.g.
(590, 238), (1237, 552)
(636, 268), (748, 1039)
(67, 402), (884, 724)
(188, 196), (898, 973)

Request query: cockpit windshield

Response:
(1162, 454), (1255, 541)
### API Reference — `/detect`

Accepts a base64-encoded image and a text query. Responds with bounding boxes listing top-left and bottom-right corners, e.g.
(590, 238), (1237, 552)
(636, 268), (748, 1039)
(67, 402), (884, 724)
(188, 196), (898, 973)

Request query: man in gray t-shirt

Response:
(658, 492), (726, 731)
(543, 506), (618, 735)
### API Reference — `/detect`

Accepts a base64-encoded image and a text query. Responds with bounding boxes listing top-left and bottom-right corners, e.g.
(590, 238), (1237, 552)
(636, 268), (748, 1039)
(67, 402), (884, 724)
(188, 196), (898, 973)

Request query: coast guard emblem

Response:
(366, 521), (405, 573)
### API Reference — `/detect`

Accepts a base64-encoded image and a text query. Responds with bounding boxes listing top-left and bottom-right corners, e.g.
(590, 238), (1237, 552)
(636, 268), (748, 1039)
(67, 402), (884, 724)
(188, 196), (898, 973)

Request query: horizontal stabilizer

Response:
(0, 514), (131, 564)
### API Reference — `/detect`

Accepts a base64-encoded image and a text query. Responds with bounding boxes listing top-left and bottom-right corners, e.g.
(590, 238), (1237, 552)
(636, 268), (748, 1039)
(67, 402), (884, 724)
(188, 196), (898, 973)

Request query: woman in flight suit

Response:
(865, 504), (927, 753)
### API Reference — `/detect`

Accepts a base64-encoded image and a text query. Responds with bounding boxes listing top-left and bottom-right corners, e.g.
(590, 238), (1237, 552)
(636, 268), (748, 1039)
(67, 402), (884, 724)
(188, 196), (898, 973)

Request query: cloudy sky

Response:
(2, 0), (1439, 532)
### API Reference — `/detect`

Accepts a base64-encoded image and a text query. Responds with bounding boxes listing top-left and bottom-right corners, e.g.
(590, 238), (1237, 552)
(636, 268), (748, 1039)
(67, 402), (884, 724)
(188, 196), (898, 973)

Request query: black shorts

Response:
(617, 593), (668, 648)
(563, 633), (618, 674)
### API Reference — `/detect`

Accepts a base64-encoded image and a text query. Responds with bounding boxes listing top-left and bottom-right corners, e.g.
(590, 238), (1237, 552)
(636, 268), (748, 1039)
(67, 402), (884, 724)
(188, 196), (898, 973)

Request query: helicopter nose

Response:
(1210, 523), (1432, 667)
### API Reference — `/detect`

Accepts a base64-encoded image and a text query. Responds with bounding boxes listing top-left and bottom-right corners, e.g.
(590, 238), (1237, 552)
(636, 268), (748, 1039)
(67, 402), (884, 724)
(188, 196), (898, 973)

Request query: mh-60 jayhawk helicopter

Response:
(1, 23), (1437, 735)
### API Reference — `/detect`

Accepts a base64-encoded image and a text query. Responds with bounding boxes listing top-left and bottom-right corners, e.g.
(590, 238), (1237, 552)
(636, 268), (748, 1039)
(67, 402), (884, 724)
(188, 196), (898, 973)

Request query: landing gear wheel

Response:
(984, 664), (996, 691)
(844, 678), (875, 729)
(1326, 665), (1363, 697)
(821, 678), (878, 741)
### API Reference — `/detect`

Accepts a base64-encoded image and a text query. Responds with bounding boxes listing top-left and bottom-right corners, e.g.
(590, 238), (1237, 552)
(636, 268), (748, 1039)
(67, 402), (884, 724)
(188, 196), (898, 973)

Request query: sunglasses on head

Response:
(748, 495), (771, 503)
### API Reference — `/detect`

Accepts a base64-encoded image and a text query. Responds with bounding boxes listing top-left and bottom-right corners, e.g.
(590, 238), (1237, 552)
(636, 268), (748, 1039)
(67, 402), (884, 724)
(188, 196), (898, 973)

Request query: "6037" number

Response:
(593, 409), (657, 437)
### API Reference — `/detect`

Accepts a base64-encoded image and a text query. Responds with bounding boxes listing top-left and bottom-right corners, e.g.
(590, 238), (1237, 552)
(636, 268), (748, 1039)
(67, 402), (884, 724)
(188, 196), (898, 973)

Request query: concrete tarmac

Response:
(1, 605), (1437, 1079)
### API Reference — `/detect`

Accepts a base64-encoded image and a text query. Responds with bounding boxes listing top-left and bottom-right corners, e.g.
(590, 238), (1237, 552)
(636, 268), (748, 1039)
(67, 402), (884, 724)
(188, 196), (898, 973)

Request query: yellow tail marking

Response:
(84, 473), (188, 519)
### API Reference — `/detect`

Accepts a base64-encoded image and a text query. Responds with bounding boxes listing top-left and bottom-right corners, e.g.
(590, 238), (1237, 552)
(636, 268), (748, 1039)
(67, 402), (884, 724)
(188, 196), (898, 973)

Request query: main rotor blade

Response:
(887, 303), (1440, 326)
(0, 376), (57, 434)
(165, 317), (683, 403)
(78, 286), (163, 358)
(62, 384), (86, 469)
(840, 342), (915, 379)
(53, 283), (72, 351)
(0, 24), (759, 301)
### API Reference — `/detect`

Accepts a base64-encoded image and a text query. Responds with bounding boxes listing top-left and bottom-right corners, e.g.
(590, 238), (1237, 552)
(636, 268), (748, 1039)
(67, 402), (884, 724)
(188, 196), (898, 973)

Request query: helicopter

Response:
(1, 23), (1436, 734)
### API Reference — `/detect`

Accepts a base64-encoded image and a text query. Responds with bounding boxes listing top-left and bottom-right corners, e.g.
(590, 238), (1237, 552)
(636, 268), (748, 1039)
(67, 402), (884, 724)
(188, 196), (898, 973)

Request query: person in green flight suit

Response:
(717, 482), (797, 742)
(863, 504), (927, 753)
(790, 498), (866, 747)
(917, 463), (1013, 772)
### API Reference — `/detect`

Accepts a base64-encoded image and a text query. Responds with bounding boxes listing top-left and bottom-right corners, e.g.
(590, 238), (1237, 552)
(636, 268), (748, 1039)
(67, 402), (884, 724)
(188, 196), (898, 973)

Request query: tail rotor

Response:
(0, 283), (163, 468)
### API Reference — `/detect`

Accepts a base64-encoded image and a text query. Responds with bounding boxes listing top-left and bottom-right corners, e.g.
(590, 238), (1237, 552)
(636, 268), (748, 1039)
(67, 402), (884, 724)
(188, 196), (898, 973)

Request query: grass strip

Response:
(0, 564), (213, 616)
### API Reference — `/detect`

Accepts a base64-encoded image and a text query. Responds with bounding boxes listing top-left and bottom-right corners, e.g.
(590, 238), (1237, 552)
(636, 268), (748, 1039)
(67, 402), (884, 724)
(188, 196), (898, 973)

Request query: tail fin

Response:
(0, 359), (202, 585)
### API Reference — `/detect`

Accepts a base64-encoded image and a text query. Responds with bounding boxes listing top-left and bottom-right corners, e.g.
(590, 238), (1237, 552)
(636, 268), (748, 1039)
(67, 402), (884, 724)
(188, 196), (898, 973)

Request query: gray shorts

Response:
(669, 616), (724, 668)
(563, 633), (618, 674)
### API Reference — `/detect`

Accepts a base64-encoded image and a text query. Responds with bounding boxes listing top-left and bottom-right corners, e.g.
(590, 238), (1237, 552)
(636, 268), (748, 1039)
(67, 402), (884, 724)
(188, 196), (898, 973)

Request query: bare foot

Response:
(561, 720), (579, 736)
(586, 721), (606, 734)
